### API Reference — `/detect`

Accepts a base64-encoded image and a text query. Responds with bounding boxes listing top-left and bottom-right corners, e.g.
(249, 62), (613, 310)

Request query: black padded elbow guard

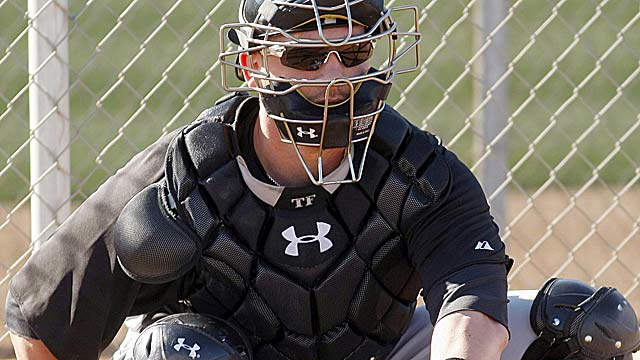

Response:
(114, 183), (201, 284)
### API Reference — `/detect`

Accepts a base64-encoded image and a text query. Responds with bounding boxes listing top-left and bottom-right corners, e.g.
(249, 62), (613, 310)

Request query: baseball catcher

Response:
(5, 0), (639, 359)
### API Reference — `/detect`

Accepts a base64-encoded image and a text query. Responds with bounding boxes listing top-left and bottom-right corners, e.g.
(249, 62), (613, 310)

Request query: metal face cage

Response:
(219, 0), (421, 185)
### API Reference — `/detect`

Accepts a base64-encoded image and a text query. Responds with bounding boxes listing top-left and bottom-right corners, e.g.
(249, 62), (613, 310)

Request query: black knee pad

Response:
(132, 313), (252, 360)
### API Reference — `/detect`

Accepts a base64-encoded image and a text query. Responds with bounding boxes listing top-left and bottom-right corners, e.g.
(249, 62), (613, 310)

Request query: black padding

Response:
(416, 153), (450, 204)
(376, 167), (412, 230)
(371, 237), (412, 296)
(397, 270), (422, 302)
(184, 121), (234, 178)
(358, 149), (390, 200)
(186, 284), (233, 318)
(319, 324), (362, 360)
(523, 278), (640, 360)
(194, 92), (251, 124)
(200, 257), (247, 310)
(314, 250), (367, 334)
(380, 300), (415, 341)
(400, 184), (434, 233)
(203, 161), (245, 215)
(230, 289), (281, 341)
(253, 344), (289, 360)
(263, 208), (350, 286)
(575, 287), (640, 359)
(395, 131), (435, 178)
(355, 211), (395, 260)
(167, 134), (197, 203)
(332, 184), (372, 237)
(227, 192), (268, 251)
(348, 271), (393, 334)
(255, 263), (313, 336)
(203, 226), (253, 279)
(132, 313), (252, 360)
(530, 278), (595, 336)
(275, 331), (316, 360)
(183, 188), (220, 240)
(371, 106), (411, 160)
(114, 184), (201, 284)
(370, 322), (396, 344)
(399, 153), (450, 233)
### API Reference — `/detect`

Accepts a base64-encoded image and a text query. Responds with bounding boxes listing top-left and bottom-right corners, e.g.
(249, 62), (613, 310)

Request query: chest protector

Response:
(122, 93), (450, 360)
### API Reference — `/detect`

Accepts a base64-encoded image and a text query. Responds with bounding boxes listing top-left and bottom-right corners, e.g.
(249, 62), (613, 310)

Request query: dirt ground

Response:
(0, 187), (638, 359)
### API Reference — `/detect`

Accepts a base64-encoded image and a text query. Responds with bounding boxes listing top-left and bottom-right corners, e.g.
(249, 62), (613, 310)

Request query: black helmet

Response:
(132, 313), (252, 360)
(219, 0), (421, 185)
(230, 0), (388, 47)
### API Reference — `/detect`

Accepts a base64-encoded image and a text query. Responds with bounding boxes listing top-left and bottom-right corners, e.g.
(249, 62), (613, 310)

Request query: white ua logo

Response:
(174, 338), (201, 359)
(282, 222), (333, 256)
(475, 240), (494, 251)
(297, 127), (319, 139)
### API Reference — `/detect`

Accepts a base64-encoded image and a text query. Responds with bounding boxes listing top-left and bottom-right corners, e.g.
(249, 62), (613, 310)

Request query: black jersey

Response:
(5, 94), (509, 359)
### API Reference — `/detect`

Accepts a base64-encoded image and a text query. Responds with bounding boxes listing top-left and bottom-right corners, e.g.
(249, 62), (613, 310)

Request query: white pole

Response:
(473, 0), (508, 229)
(28, 0), (71, 248)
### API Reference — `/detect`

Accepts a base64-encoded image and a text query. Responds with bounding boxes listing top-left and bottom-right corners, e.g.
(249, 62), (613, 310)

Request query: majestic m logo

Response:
(475, 240), (494, 251)
(281, 222), (333, 257)
(174, 338), (201, 359)
(296, 126), (319, 139)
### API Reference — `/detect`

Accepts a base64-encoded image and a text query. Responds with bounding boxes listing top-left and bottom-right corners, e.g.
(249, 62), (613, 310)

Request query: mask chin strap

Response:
(258, 72), (391, 185)
(260, 72), (392, 148)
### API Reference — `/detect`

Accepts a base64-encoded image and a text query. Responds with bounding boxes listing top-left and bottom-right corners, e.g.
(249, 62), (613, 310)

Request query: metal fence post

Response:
(28, 0), (71, 248)
(473, 0), (508, 229)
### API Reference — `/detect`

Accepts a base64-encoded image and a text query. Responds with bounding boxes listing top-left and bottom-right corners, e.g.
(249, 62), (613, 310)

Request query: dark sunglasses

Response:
(266, 41), (375, 71)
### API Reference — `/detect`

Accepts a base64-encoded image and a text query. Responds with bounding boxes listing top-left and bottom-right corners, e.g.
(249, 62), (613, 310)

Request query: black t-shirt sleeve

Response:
(4, 130), (185, 359)
(5, 290), (36, 339)
(407, 150), (509, 329)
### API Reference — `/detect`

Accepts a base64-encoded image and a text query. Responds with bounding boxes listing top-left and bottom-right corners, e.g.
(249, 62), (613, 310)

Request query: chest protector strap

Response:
(522, 278), (640, 360)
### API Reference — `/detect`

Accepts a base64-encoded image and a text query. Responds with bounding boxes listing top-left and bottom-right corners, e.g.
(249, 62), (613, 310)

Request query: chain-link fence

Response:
(1, 0), (639, 357)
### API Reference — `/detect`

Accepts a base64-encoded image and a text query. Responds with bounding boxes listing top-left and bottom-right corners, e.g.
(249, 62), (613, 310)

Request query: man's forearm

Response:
(10, 332), (57, 360)
(430, 310), (508, 360)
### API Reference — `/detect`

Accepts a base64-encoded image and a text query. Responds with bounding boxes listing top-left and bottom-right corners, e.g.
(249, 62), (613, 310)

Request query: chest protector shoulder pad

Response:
(114, 93), (252, 284)
(114, 182), (203, 284)
(364, 105), (450, 234)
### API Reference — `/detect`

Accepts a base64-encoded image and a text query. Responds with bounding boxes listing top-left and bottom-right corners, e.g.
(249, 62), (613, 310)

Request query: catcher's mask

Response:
(219, 0), (421, 185)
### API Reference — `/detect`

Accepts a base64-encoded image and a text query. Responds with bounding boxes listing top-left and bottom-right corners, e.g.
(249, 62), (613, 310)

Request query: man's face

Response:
(251, 25), (371, 105)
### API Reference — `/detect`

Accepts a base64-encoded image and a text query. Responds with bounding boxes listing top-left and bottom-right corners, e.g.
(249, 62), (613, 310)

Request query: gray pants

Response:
(113, 291), (540, 360)
(387, 290), (538, 360)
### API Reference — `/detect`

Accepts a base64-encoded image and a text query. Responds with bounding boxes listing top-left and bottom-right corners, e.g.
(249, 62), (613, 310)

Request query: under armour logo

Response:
(475, 240), (494, 251)
(174, 338), (201, 359)
(297, 127), (318, 139)
(281, 222), (333, 256)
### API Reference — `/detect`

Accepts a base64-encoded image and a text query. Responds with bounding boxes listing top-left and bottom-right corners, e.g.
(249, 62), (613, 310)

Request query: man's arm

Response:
(5, 129), (181, 359)
(10, 333), (57, 360)
(430, 310), (508, 360)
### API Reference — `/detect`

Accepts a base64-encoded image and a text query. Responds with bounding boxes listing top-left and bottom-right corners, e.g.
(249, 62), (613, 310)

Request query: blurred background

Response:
(0, 0), (639, 358)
